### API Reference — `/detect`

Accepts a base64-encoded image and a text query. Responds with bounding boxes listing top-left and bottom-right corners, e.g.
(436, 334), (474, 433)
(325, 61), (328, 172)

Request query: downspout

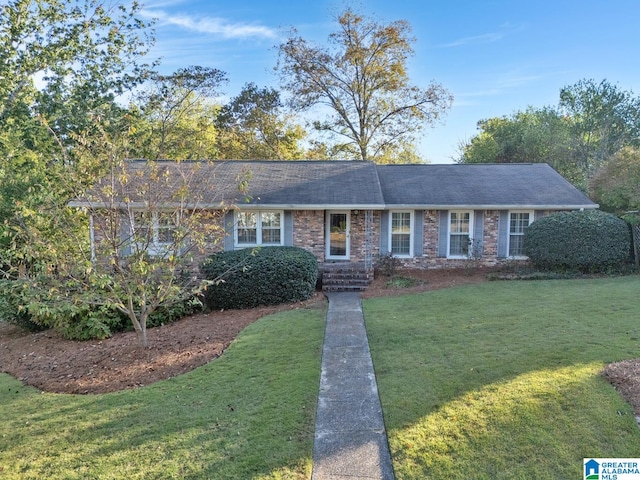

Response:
(89, 213), (96, 264)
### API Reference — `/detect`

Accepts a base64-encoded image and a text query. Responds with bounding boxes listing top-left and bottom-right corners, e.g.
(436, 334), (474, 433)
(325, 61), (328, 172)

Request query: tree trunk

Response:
(128, 310), (148, 348)
(138, 312), (148, 348)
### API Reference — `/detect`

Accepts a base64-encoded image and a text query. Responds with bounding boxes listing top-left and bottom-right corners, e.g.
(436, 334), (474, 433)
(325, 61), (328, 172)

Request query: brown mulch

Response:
(602, 361), (640, 417)
(1, 267), (639, 416)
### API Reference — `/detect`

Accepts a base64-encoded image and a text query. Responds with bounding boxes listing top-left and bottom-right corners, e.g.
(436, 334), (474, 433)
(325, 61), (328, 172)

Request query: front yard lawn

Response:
(0, 306), (325, 480)
(364, 276), (640, 479)
(2, 275), (640, 479)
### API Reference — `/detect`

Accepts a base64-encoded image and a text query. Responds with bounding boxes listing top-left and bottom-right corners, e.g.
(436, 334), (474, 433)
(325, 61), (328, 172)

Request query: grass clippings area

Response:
(0, 306), (326, 480)
(364, 276), (640, 479)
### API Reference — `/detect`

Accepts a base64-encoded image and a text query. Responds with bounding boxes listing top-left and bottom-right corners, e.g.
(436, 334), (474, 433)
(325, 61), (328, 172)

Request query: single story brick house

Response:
(72, 160), (597, 289)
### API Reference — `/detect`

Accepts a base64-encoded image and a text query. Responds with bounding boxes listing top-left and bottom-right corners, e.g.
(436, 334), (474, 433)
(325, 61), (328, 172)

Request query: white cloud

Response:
(143, 8), (277, 40)
(440, 32), (503, 48)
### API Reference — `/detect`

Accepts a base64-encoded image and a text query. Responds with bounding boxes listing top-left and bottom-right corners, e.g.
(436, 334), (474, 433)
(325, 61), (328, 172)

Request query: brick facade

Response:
(94, 208), (552, 271)
(288, 208), (527, 270)
(292, 210), (326, 261)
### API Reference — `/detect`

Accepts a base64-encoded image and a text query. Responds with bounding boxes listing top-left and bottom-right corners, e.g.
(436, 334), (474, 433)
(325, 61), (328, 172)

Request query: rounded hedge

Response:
(523, 209), (631, 272)
(200, 246), (318, 310)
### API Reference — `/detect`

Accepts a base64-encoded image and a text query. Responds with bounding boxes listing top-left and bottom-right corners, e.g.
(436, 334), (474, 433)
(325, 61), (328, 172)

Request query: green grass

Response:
(4, 277), (640, 479)
(364, 276), (640, 479)
(0, 304), (326, 480)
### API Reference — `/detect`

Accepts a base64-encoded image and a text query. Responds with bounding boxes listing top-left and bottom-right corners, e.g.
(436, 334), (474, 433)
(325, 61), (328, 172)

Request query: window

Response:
(390, 211), (412, 256)
(237, 212), (257, 244)
(132, 211), (178, 254)
(508, 211), (533, 257)
(449, 211), (472, 257)
(236, 211), (283, 246)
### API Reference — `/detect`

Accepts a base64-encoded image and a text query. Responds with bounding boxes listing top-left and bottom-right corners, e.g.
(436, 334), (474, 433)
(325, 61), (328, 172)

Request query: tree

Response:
(457, 107), (583, 186)
(458, 79), (640, 191)
(559, 79), (640, 177)
(590, 147), (640, 216)
(0, 0), (155, 152)
(215, 83), (306, 160)
(132, 66), (227, 160)
(277, 8), (452, 161)
(0, 0), (155, 273)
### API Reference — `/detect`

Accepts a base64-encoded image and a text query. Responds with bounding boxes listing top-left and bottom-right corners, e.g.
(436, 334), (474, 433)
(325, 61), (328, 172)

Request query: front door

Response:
(326, 211), (350, 260)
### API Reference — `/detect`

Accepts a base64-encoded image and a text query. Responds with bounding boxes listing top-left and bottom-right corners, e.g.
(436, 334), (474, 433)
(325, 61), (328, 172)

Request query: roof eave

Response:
(383, 204), (600, 210)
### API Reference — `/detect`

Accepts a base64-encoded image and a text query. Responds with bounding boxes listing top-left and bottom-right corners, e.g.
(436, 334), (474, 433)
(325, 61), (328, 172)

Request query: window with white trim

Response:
(236, 211), (283, 246)
(449, 211), (472, 257)
(132, 211), (177, 254)
(508, 211), (533, 257)
(390, 211), (413, 257)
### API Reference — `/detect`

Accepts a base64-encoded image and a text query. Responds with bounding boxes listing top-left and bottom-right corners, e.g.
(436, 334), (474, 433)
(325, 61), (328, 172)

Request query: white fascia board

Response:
(230, 204), (386, 210)
(383, 204), (599, 210)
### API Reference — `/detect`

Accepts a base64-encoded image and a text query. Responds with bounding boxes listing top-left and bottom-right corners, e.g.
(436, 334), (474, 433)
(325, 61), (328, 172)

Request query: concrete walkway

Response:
(312, 292), (395, 480)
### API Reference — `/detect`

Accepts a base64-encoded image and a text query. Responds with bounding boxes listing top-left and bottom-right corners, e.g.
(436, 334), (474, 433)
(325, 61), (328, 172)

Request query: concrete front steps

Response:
(320, 263), (373, 292)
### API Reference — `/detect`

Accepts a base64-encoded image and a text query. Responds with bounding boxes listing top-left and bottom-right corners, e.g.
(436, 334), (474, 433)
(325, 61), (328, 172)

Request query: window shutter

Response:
(473, 210), (484, 256)
(534, 210), (545, 221)
(224, 211), (235, 251)
(414, 210), (424, 257)
(119, 213), (132, 257)
(437, 210), (448, 257)
(284, 211), (293, 246)
(380, 211), (390, 254)
(497, 210), (509, 258)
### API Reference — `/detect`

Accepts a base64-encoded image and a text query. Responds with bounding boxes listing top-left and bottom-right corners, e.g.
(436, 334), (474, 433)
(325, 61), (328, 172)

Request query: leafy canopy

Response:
(458, 79), (640, 192)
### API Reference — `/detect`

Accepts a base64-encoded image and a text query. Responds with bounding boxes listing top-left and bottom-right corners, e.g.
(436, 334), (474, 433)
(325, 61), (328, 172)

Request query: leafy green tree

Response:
(459, 79), (640, 191)
(277, 8), (452, 161)
(559, 79), (640, 177)
(5, 113), (245, 346)
(458, 107), (584, 186)
(74, 156), (230, 347)
(132, 66), (226, 160)
(0, 0), (155, 274)
(590, 147), (640, 216)
(0, 0), (154, 152)
(215, 83), (306, 160)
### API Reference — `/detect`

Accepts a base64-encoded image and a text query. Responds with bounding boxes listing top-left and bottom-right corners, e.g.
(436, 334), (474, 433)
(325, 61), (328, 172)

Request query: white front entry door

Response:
(326, 211), (350, 260)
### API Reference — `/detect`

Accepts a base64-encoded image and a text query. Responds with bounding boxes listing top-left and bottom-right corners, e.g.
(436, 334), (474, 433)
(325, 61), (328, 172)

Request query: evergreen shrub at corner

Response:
(200, 246), (318, 310)
(523, 209), (631, 272)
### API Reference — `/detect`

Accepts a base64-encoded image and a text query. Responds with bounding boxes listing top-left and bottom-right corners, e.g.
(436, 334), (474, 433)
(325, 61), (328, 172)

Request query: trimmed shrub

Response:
(523, 209), (631, 272)
(200, 246), (318, 310)
(0, 279), (46, 332)
(0, 277), (202, 339)
(0, 278), (123, 339)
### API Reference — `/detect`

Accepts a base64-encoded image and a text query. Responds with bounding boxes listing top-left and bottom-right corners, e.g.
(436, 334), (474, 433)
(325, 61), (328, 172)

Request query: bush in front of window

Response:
(523, 209), (631, 272)
(200, 246), (318, 310)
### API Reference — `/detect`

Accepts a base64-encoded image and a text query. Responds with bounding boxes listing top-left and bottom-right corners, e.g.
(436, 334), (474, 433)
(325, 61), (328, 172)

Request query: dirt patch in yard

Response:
(2, 267), (640, 418)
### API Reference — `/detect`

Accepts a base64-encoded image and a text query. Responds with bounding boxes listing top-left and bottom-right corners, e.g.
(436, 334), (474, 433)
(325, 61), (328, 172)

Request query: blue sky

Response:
(140, 0), (639, 163)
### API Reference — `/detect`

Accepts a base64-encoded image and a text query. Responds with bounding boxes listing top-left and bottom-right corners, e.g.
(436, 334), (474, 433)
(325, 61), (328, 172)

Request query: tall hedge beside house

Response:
(200, 247), (318, 310)
(523, 209), (631, 272)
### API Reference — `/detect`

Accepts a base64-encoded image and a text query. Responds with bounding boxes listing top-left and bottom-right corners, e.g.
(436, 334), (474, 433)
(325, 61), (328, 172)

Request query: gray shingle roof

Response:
(212, 160), (385, 208)
(377, 163), (597, 209)
(72, 160), (597, 210)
